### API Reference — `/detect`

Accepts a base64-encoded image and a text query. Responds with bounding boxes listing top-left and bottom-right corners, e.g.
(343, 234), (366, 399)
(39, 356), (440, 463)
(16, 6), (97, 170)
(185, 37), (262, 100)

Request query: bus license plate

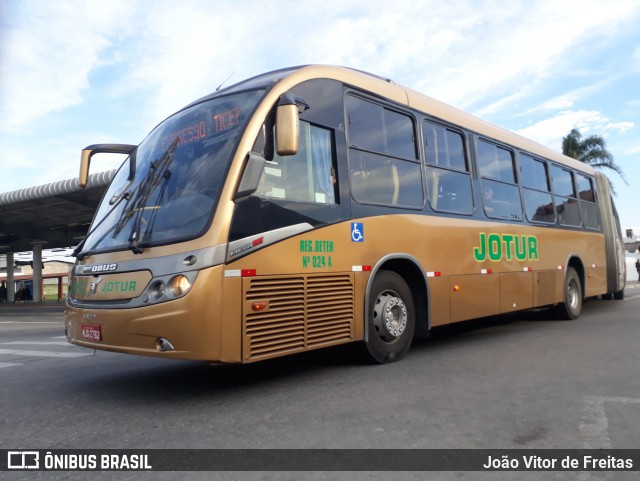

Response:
(81, 324), (102, 342)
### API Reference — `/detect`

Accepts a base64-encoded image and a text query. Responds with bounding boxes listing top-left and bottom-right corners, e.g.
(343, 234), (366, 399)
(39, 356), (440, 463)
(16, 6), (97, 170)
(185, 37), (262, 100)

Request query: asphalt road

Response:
(1, 287), (639, 481)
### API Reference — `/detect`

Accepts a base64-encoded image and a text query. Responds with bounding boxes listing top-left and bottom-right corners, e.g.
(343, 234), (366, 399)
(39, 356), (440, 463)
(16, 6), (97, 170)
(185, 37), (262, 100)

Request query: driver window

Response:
(255, 121), (337, 204)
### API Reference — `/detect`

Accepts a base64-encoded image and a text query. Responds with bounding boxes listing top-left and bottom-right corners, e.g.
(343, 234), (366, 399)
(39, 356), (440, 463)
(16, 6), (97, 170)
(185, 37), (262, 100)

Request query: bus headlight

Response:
(149, 281), (165, 300)
(169, 275), (192, 297)
(141, 272), (197, 306)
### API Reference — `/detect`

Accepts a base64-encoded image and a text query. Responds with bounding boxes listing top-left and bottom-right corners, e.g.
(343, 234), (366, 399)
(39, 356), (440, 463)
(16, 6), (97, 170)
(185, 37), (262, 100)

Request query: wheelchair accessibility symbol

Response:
(351, 222), (364, 242)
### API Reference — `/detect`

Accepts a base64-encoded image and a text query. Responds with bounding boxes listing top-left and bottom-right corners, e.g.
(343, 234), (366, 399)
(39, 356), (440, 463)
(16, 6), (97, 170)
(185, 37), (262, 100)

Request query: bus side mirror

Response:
(235, 152), (266, 199)
(79, 144), (137, 188)
(275, 93), (309, 157)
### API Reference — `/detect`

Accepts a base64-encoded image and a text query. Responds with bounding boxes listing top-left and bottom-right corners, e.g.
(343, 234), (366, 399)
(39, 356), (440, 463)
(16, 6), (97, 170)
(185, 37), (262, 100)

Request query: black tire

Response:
(613, 289), (624, 300)
(363, 270), (415, 363)
(555, 266), (582, 320)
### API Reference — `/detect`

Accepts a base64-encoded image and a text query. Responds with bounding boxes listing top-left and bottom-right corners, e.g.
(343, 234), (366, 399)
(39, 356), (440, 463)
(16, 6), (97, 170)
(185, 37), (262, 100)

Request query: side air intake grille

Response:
(243, 274), (354, 361)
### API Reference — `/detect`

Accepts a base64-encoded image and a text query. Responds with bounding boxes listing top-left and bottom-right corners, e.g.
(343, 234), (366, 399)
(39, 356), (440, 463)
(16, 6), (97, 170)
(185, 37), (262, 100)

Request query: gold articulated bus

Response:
(65, 65), (626, 364)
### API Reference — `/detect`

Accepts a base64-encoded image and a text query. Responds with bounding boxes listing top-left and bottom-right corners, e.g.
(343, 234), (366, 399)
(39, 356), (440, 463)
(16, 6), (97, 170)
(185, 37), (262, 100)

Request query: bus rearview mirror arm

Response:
(79, 144), (137, 188)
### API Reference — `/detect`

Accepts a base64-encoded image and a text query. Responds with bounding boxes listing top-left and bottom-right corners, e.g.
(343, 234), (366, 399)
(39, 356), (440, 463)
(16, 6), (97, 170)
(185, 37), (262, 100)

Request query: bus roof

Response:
(194, 64), (595, 176)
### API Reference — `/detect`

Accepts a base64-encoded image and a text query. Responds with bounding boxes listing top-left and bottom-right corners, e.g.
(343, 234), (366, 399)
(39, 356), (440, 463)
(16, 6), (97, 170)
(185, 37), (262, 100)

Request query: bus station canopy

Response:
(0, 170), (115, 254)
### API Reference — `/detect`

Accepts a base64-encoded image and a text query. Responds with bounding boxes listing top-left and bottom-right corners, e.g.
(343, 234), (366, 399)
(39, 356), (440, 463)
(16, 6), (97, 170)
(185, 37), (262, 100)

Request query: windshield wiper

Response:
(73, 190), (133, 260)
(127, 137), (179, 254)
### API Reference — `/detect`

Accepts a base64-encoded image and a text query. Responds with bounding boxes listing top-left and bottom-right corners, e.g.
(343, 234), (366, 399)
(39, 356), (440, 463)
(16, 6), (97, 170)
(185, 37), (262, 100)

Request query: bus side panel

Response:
(240, 273), (356, 363)
(499, 272), (534, 313)
(428, 279), (451, 327)
(450, 274), (499, 322)
(226, 214), (608, 350)
(353, 271), (369, 341)
(220, 275), (243, 363)
(534, 271), (557, 306)
(584, 262), (608, 298)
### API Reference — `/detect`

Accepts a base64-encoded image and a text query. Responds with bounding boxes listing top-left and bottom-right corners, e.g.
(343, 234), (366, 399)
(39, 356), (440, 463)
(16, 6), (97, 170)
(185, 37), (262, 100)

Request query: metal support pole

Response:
(6, 252), (15, 302)
(32, 242), (43, 303)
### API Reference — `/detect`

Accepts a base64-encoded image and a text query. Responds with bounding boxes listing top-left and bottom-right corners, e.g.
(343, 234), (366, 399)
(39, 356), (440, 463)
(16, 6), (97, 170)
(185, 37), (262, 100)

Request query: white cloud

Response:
(0, 0), (132, 131)
(515, 110), (635, 151)
(618, 142), (640, 156)
(82, 0), (640, 122)
(413, 0), (640, 109)
(515, 110), (601, 148)
(1, 0), (639, 195)
(3, 0), (638, 131)
(604, 121), (635, 133)
(539, 98), (574, 110)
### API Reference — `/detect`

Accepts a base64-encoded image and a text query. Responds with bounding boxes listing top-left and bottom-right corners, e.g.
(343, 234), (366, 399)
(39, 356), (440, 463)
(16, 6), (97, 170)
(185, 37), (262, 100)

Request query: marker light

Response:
(169, 275), (192, 297)
(252, 302), (268, 312)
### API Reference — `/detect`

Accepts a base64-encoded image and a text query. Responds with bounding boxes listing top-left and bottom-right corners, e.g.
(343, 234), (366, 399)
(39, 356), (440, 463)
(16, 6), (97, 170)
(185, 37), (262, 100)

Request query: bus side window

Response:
(519, 153), (556, 224)
(551, 165), (581, 227)
(349, 152), (400, 205)
(477, 139), (522, 220)
(423, 121), (473, 214)
(577, 173), (600, 229)
(346, 95), (423, 208)
(349, 150), (423, 207)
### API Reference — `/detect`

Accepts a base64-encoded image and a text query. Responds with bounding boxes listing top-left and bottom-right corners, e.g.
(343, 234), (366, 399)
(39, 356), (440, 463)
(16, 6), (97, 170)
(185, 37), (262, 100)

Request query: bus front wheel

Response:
(364, 270), (415, 363)
(555, 266), (582, 320)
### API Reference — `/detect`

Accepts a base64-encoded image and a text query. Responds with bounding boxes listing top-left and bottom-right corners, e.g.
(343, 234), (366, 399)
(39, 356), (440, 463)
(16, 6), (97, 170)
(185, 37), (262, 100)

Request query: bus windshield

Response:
(79, 89), (265, 256)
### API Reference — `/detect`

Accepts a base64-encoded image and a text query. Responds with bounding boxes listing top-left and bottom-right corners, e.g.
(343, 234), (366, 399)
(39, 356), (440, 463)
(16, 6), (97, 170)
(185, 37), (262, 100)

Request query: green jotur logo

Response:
(473, 232), (539, 262)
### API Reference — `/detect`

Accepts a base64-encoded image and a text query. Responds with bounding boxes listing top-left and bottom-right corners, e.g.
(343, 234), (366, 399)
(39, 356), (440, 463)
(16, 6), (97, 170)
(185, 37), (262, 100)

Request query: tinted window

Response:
(551, 165), (576, 198)
(346, 96), (416, 160)
(347, 95), (422, 208)
(482, 179), (523, 220)
(551, 165), (581, 226)
(426, 168), (473, 214)
(424, 123), (466, 170)
(519, 154), (555, 224)
(577, 174), (600, 229)
(555, 197), (582, 226)
(350, 150), (423, 208)
(577, 174), (595, 202)
(477, 139), (522, 220)
(523, 190), (556, 224)
(423, 121), (473, 214)
(477, 140), (516, 183)
(520, 154), (550, 191)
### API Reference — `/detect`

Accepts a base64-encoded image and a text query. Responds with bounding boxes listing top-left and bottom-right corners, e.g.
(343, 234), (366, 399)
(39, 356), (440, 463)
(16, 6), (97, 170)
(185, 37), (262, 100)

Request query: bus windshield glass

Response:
(80, 89), (265, 255)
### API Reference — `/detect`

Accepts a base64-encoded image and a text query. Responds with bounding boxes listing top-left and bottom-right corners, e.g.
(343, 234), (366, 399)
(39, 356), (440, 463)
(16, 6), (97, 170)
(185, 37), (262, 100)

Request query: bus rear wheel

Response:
(364, 270), (415, 363)
(555, 266), (582, 320)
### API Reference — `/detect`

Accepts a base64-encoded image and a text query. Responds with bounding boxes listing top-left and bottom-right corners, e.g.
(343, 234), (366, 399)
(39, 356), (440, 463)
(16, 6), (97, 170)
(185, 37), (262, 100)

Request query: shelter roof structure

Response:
(0, 170), (115, 254)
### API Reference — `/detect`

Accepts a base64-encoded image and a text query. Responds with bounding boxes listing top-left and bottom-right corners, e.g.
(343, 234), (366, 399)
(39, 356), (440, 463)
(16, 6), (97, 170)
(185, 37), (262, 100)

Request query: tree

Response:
(562, 129), (627, 187)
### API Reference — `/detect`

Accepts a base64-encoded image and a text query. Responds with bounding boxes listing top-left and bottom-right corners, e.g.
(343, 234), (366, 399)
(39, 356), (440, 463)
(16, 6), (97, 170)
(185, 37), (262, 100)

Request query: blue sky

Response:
(1, 0), (639, 233)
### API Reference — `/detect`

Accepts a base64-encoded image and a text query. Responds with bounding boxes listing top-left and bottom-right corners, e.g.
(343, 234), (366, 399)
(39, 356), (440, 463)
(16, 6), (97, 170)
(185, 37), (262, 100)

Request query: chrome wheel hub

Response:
(373, 291), (408, 342)
(568, 280), (579, 310)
